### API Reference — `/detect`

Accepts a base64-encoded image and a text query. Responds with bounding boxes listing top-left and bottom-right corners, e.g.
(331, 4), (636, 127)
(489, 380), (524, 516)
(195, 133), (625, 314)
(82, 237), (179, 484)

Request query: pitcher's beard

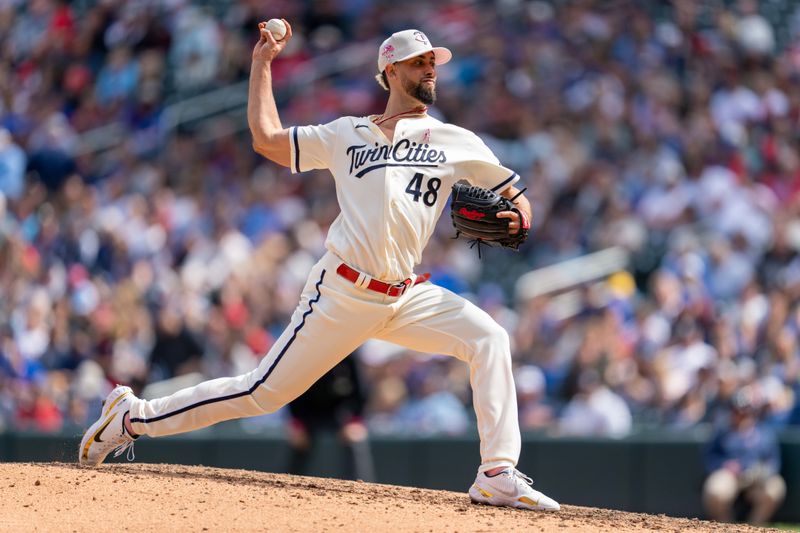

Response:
(403, 78), (436, 105)
(414, 83), (436, 105)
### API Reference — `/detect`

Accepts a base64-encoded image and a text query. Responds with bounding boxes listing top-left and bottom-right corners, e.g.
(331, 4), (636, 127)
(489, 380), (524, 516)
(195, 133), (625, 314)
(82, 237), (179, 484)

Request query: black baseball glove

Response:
(450, 183), (529, 253)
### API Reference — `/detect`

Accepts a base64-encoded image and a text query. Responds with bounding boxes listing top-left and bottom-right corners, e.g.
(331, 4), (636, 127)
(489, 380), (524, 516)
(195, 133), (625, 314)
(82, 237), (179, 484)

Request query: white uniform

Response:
(128, 113), (523, 474)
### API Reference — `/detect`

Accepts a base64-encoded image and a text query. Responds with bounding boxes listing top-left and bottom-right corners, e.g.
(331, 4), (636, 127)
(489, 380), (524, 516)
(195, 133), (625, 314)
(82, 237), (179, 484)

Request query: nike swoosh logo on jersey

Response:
(355, 124), (369, 129)
(93, 414), (117, 443)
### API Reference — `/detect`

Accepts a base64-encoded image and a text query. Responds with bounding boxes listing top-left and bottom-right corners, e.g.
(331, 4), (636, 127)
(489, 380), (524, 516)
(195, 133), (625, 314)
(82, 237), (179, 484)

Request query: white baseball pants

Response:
(128, 251), (520, 472)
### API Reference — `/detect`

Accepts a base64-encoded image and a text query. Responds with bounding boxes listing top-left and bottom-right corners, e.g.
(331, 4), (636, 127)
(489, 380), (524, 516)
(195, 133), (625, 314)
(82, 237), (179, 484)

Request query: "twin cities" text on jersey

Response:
(347, 140), (447, 176)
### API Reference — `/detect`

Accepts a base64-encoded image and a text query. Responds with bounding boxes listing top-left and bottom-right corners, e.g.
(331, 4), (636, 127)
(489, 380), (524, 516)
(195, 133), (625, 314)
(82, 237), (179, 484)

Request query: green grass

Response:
(770, 524), (800, 531)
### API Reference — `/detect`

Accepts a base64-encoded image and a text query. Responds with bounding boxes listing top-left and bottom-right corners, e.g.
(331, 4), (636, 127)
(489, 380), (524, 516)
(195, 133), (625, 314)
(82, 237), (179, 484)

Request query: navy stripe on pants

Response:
(130, 269), (327, 425)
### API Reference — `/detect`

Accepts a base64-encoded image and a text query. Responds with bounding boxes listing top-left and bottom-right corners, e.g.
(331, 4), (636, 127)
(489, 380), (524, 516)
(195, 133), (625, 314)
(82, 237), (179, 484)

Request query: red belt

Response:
(336, 263), (430, 297)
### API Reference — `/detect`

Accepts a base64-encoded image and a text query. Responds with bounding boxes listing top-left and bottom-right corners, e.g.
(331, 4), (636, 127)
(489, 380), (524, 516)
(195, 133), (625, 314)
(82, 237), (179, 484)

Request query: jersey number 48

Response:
(405, 173), (441, 207)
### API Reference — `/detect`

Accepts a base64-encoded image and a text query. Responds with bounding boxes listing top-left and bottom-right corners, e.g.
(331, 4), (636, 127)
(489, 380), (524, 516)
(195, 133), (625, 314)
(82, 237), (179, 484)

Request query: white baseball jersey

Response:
(288, 115), (520, 281)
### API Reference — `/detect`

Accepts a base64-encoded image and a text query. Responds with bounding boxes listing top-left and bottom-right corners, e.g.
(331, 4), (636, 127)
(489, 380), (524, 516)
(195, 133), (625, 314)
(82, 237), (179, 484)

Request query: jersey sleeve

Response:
(288, 118), (343, 174)
(459, 133), (520, 192)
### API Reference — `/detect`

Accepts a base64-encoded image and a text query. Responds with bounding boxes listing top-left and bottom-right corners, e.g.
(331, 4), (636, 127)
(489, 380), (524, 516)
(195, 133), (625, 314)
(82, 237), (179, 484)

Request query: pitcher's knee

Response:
(487, 323), (510, 349)
(244, 371), (290, 414)
(249, 388), (285, 414)
(250, 379), (306, 414)
(466, 323), (510, 361)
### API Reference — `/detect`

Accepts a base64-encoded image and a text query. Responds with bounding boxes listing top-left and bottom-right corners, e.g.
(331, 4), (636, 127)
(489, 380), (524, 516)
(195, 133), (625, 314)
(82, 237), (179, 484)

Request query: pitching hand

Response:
(252, 19), (293, 64)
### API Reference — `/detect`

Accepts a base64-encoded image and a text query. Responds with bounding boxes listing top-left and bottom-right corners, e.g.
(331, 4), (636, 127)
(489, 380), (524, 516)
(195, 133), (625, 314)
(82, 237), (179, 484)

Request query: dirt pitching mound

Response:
(0, 462), (776, 532)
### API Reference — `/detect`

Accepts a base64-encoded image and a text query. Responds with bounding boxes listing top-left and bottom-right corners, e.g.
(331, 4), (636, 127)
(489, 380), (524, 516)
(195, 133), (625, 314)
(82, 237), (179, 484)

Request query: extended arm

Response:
(248, 20), (293, 167)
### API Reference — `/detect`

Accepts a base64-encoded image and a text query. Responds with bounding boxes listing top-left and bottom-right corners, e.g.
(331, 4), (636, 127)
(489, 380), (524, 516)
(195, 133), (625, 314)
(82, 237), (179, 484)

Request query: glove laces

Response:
(468, 237), (489, 259)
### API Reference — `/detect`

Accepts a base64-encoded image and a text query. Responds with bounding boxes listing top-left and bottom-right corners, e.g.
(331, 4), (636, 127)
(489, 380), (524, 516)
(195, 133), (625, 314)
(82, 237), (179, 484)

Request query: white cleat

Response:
(469, 468), (560, 511)
(78, 385), (138, 467)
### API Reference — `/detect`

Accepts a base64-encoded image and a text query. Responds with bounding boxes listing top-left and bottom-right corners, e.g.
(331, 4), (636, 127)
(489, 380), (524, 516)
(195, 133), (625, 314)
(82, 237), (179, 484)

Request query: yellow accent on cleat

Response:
(103, 391), (129, 416)
(81, 413), (117, 461)
(518, 496), (539, 507)
(473, 485), (493, 498)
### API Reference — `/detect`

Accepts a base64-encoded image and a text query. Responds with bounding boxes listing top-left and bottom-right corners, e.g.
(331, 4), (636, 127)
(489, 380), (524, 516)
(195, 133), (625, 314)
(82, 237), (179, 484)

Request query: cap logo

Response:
(381, 44), (395, 61)
(413, 31), (429, 45)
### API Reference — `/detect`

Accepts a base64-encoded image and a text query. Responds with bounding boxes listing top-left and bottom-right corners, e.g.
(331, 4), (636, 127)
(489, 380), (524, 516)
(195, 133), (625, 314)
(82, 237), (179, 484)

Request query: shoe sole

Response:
(469, 485), (560, 512)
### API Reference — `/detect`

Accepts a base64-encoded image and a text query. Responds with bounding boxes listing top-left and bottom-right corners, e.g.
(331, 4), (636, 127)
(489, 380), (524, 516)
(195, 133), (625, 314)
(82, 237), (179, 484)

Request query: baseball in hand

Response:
(263, 18), (287, 41)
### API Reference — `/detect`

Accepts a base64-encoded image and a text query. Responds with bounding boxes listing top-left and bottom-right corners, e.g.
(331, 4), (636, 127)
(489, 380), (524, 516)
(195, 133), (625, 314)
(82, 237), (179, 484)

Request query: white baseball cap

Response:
(377, 29), (452, 72)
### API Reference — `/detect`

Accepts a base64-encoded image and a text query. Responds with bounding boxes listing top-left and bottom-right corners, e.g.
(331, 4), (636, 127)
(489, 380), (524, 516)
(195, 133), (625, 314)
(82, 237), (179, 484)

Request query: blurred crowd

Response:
(2, 0), (800, 440)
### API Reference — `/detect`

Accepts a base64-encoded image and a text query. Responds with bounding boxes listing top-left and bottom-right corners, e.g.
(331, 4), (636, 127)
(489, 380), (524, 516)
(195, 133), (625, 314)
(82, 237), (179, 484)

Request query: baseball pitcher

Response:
(79, 21), (560, 512)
